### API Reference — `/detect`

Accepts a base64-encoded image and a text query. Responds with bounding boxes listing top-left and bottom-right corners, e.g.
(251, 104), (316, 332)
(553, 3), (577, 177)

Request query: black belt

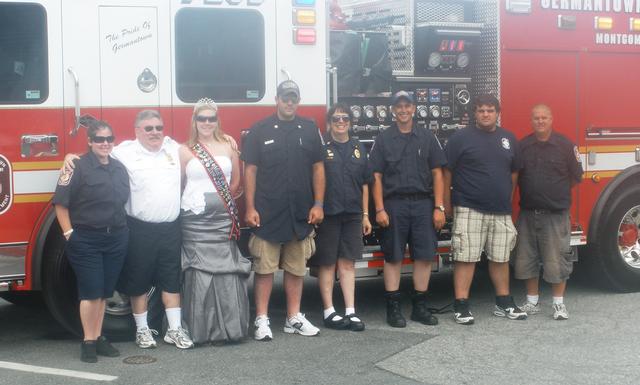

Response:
(524, 208), (565, 215)
(387, 192), (432, 201)
(75, 224), (126, 234)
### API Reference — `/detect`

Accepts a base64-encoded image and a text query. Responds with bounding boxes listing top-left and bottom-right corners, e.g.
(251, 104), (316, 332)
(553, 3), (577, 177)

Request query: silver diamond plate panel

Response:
(415, 1), (465, 23)
(471, 0), (500, 101)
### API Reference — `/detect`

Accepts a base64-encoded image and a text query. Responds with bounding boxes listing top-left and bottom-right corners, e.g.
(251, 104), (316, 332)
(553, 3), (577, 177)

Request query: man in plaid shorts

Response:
(443, 94), (527, 325)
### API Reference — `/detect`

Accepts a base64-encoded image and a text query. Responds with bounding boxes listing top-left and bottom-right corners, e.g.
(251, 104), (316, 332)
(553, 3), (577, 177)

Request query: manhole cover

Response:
(123, 355), (157, 365)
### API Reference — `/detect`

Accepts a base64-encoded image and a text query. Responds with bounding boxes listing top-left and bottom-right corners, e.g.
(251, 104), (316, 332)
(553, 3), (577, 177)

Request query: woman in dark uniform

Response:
(53, 120), (130, 363)
(309, 103), (372, 331)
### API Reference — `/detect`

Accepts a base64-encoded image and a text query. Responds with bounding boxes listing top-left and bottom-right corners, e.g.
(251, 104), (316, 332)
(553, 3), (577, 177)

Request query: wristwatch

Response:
(436, 205), (446, 213)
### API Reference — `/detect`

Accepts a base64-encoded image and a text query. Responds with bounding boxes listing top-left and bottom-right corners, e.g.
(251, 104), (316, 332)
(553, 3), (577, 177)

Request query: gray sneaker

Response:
(135, 327), (158, 349)
(553, 303), (569, 320)
(164, 327), (194, 349)
(521, 301), (541, 315)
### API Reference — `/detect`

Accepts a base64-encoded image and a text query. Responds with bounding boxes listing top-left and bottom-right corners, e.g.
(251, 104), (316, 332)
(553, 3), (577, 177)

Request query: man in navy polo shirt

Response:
(444, 94), (527, 325)
(370, 90), (447, 328)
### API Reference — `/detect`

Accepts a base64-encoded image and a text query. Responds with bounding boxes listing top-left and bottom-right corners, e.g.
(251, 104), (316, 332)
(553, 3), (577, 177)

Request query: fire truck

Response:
(1, 0), (639, 337)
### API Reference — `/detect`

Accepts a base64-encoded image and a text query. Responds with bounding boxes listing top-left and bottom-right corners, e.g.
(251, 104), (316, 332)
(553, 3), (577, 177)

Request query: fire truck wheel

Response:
(0, 291), (44, 307)
(41, 228), (164, 340)
(590, 185), (640, 292)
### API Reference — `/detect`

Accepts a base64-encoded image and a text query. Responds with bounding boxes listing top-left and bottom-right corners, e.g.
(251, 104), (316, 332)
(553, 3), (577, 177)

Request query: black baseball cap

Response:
(391, 90), (415, 105)
(277, 80), (300, 98)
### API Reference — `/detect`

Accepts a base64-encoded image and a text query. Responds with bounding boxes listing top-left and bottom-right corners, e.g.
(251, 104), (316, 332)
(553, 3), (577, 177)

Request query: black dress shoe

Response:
(81, 341), (98, 363)
(323, 312), (350, 330)
(346, 314), (365, 332)
(96, 336), (120, 357)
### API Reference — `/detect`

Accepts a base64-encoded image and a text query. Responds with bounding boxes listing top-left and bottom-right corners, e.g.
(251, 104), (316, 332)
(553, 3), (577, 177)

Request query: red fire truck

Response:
(1, 0), (639, 336)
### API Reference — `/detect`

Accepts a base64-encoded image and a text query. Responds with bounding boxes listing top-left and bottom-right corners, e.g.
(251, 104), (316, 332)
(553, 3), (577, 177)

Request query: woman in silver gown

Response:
(179, 98), (251, 345)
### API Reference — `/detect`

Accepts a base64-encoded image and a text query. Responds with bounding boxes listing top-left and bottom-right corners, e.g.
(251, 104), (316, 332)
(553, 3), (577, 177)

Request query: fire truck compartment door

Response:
(98, 6), (160, 107)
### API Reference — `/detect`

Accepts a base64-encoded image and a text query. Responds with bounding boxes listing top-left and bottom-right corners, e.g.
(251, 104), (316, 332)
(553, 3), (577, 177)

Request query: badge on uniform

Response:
(574, 146), (581, 163)
(165, 152), (175, 165)
(326, 148), (334, 160)
(501, 138), (511, 150)
(57, 169), (73, 186)
(354, 148), (361, 159)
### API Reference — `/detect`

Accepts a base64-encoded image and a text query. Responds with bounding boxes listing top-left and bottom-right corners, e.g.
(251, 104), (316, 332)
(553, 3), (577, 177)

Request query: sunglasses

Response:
(331, 115), (350, 123)
(195, 115), (218, 123)
(142, 125), (164, 132)
(280, 95), (300, 104)
(91, 135), (115, 143)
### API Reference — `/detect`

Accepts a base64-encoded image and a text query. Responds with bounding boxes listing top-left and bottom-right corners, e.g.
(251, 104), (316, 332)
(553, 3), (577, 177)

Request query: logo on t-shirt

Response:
(501, 138), (511, 150)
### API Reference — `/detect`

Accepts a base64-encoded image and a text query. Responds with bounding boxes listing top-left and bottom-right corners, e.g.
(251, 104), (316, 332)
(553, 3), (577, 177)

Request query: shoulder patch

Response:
(574, 146), (581, 163)
(57, 169), (74, 186)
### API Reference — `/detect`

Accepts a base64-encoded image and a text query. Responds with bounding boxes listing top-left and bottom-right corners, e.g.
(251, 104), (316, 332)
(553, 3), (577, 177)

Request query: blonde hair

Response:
(187, 98), (228, 146)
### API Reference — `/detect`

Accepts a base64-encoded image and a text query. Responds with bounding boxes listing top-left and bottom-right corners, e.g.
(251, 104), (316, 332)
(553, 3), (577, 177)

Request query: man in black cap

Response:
(369, 90), (447, 328)
(242, 80), (325, 340)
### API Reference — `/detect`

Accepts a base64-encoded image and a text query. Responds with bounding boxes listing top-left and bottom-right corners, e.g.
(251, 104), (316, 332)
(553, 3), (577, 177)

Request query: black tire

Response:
(0, 291), (44, 307)
(41, 225), (164, 340)
(587, 185), (640, 292)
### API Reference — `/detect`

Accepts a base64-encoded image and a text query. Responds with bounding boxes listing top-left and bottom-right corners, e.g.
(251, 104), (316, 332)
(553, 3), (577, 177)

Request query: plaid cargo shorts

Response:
(451, 206), (517, 263)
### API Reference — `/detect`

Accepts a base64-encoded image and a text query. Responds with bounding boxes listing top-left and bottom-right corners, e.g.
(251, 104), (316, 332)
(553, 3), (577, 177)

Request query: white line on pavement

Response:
(0, 361), (117, 382)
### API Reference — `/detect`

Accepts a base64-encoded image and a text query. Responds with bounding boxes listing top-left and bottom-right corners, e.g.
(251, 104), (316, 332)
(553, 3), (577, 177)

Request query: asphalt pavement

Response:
(1, 268), (639, 385)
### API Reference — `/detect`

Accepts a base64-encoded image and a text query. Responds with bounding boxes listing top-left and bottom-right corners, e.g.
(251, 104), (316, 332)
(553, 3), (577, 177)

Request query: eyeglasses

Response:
(142, 125), (164, 132)
(331, 115), (350, 123)
(91, 135), (115, 143)
(280, 95), (300, 104)
(195, 115), (218, 123)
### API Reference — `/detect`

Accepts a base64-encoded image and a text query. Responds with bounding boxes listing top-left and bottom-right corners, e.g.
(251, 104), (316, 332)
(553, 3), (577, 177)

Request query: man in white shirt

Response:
(65, 110), (193, 349)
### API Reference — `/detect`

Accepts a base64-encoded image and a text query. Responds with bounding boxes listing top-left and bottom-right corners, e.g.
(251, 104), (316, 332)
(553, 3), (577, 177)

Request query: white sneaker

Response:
(254, 315), (273, 341)
(553, 303), (569, 320)
(135, 327), (158, 349)
(284, 313), (320, 336)
(164, 327), (194, 349)
(521, 301), (541, 315)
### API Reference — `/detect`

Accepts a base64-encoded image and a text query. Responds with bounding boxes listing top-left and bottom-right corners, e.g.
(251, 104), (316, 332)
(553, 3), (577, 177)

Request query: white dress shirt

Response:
(111, 137), (181, 223)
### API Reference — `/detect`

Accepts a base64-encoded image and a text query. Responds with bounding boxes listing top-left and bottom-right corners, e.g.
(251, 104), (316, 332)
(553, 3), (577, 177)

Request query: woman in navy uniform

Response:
(309, 103), (372, 331)
(53, 120), (130, 362)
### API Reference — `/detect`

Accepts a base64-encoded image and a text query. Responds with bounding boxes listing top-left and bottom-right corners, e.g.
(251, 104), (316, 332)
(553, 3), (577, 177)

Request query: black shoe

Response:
(346, 313), (365, 332)
(410, 292), (438, 326)
(81, 341), (97, 363)
(323, 312), (350, 330)
(385, 291), (406, 328)
(96, 336), (120, 357)
(453, 298), (475, 325)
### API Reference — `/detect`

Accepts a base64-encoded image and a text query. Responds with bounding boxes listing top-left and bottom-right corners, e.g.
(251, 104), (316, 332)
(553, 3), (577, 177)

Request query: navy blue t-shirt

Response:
(445, 126), (519, 214)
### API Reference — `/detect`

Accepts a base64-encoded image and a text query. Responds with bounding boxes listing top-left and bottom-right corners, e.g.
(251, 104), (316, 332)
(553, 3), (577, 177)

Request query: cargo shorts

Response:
(512, 209), (574, 283)
(451, 206), (517, 263)
(249, 231), (316, 277)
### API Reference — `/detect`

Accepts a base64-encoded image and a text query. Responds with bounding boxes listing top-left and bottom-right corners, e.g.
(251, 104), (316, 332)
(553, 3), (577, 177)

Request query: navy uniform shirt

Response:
(369, 122), (446, 198)
(53, 151), (130, 228)
(517, 131), (583, 211)
(241, 114), (324, 243)
(323, 135), (370, 216)
(445, 126), (519, 214)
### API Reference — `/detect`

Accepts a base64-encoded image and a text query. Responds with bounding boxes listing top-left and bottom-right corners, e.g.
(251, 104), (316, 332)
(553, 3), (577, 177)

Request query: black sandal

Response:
(346, 314), (365, 332)
(323, 312), (350, 330)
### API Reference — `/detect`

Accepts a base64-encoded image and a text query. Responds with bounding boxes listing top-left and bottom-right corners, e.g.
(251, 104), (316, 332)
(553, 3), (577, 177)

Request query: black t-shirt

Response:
(517, 131), (583, 211)
(445, 126), (519, 214)
(241, 114), (324, 243)
(53, 151), (130, 228)
(323, 136), (370, 216)
(369, 122), (447, 198)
